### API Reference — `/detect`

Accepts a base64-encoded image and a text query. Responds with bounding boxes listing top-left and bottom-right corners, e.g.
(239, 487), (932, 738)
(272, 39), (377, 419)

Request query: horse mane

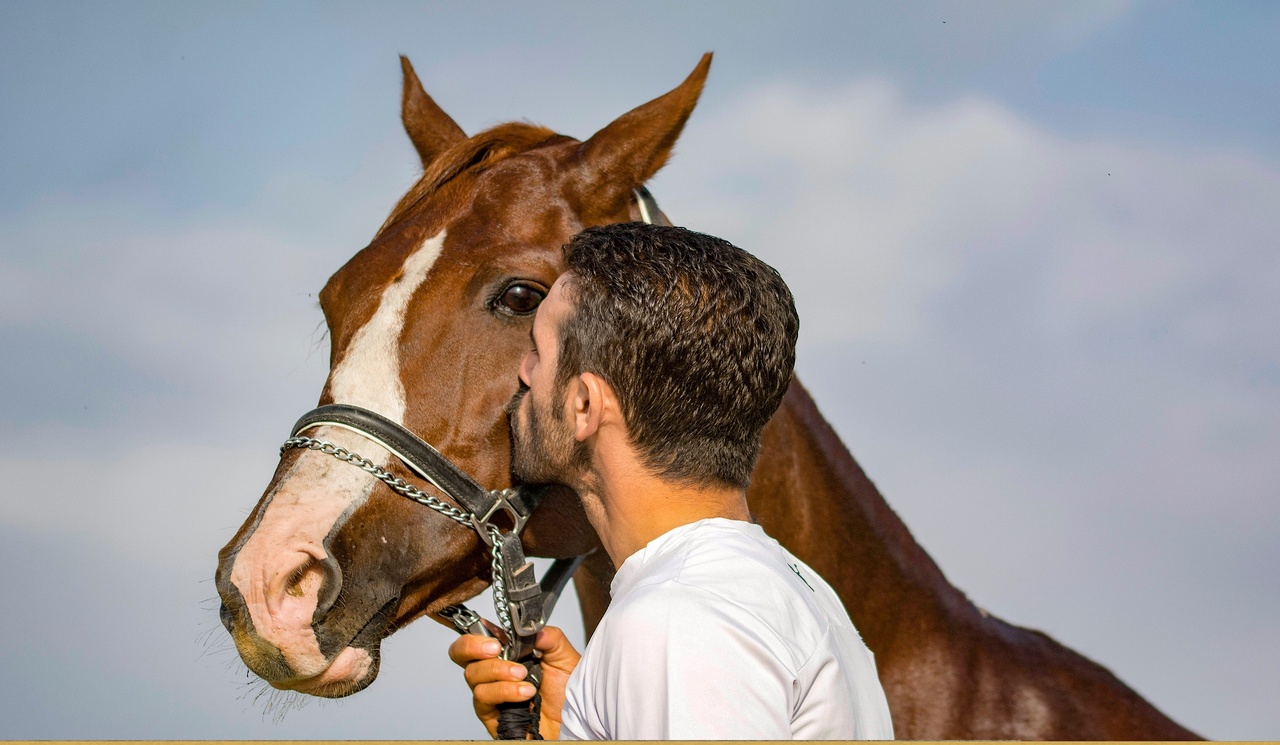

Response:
(379, 122), (570, 233)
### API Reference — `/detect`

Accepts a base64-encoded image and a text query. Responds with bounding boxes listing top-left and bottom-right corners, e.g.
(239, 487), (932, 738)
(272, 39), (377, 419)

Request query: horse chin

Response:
(280, 595), (399, 698)
(274, 645), (381, 698)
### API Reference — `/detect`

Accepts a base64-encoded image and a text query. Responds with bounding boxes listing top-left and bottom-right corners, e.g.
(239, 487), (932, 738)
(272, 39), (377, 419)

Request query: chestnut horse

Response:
(215, 55), (1198, 739)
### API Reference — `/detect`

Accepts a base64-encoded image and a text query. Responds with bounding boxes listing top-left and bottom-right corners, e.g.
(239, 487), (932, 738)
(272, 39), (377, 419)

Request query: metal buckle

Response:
(472, 488), (529, 546)
(439, 604), (490, 637)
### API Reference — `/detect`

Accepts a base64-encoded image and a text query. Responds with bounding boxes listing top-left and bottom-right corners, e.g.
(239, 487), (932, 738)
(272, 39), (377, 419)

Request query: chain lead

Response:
(488, 525), (516, 654)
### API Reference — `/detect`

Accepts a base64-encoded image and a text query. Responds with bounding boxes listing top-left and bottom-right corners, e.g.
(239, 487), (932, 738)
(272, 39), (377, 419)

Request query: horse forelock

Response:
(379, 123), (573, 234)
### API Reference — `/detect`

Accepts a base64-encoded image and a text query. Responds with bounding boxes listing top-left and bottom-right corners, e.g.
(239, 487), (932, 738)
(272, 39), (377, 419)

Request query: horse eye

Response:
(497, 283), (545, 315)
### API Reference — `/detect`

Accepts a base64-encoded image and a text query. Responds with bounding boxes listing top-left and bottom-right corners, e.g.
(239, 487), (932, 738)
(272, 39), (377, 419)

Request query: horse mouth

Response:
(278, 645), (378, 697)
(273, 596), (399, 698)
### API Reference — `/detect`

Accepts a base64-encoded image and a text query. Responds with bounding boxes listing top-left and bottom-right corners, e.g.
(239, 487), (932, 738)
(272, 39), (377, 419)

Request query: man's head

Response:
(508, 222), (799, 491)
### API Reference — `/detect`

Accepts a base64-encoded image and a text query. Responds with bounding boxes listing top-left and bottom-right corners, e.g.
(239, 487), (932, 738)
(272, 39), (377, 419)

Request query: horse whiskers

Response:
(220, 646), (355, 722)
(304, 319), (329, 364)
(194, 601), (239, 661)
(242, 678), (295, 723)
(258, 686), (312, 724)
(195, 627), (232, 657)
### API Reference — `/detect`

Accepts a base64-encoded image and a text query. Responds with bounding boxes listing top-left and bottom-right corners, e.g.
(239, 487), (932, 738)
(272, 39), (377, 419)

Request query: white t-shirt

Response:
(559, 518), (894, 740)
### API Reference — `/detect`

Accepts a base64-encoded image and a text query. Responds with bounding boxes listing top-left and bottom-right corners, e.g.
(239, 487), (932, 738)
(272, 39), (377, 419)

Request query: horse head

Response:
(215, 54), (711, 697)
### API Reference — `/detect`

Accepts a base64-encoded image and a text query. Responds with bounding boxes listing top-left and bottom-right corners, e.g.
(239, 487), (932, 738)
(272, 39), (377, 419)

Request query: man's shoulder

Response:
(662, 520), (831, 605)
(606, 520), (836, 669)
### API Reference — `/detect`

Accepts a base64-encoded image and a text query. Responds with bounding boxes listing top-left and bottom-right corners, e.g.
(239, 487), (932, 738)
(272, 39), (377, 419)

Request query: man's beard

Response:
(505, 382), (587, 485)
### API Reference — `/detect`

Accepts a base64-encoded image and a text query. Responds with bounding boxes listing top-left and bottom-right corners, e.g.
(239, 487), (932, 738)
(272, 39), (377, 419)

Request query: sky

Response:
(1, 0), (1278, 739)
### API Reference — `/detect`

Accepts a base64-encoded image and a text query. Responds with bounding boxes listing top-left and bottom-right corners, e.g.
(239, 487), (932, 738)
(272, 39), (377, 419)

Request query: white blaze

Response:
(230, 230), (446, 678)
(328, 229), (447, 417)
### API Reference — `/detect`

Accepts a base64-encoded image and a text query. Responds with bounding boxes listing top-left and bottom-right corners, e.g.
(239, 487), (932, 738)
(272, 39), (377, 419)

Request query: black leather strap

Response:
(292, 404), (506, 519)
(539, 554), (588, 620)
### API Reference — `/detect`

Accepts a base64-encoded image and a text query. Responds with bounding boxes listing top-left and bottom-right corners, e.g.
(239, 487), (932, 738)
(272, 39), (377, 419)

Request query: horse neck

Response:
(749, 379), (973, 649)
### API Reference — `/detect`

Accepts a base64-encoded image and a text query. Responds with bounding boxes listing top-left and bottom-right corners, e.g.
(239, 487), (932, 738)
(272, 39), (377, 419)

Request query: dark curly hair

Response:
(556, 222), (799, 489)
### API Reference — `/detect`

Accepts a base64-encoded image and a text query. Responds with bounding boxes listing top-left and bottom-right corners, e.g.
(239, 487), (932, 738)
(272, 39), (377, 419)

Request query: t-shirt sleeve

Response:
(581, 580), (796, 740)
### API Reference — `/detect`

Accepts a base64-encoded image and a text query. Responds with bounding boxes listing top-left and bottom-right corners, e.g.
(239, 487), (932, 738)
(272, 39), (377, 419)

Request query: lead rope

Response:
(496, 657), (543, 739)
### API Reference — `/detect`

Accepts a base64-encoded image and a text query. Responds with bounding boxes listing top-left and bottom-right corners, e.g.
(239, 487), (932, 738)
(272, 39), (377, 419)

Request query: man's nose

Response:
(518, 350), (534, 386)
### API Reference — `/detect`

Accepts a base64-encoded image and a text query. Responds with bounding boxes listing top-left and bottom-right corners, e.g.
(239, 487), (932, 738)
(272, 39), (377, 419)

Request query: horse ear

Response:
(400, 55), (466, 168)
(572, 53), (712, 217)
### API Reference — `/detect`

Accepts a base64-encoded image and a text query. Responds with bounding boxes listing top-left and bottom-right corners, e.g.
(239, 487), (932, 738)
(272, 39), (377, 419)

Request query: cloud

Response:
(663, 78), (1280, 349)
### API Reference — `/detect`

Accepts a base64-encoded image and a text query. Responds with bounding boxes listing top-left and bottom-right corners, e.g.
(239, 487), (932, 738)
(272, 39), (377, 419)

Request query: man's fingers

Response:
(473, 680), (538, 706)
(463, 658), (529, 690)
(447, 633), (502, 667)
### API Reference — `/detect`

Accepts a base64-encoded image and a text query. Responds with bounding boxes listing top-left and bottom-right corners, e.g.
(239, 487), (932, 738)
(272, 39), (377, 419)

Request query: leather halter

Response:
(292, 404), (542, 542)
(287, 403), (581, 656)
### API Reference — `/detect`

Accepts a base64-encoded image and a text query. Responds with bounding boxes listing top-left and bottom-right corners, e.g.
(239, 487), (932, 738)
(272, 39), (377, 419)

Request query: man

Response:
(449, 223), (894, 739)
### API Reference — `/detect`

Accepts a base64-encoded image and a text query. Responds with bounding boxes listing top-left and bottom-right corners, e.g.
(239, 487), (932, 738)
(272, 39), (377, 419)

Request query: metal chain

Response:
(279, 435), (520, 647)
(487, 525), (516, 653)
(281, 436), (472, 527)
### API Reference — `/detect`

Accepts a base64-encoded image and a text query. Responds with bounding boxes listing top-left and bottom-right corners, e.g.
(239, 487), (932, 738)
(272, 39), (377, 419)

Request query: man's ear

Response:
(572, 372), (613, 442)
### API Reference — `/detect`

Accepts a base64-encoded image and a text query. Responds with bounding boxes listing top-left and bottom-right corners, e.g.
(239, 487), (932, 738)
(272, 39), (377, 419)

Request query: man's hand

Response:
(448, 626), (581, 740)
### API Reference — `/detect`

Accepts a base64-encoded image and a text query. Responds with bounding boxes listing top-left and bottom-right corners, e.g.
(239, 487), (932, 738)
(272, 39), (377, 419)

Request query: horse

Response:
(214, 54), (1199, 739)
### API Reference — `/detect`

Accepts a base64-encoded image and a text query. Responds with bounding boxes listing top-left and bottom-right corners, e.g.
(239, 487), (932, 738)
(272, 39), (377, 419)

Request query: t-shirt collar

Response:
(608, 517), (761, 599)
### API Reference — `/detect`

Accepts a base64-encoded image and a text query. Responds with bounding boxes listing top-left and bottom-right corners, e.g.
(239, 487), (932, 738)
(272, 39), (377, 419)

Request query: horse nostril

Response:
(313, 554), (344, 620)
(220, 602), (234, 632)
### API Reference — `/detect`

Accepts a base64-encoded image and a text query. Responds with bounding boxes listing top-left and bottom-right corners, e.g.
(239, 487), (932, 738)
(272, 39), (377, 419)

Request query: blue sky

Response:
(2, 1), (1277, 739)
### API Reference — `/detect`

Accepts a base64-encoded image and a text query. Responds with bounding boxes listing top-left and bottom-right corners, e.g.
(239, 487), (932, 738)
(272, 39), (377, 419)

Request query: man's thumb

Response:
(534, 626), (580, 669)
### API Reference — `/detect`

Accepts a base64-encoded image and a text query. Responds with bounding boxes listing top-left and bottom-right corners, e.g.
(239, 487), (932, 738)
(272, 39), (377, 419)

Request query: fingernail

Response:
(510, 664), (527, 679)
(518, 683), (536, 698)
(482, 640), (500, 655)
